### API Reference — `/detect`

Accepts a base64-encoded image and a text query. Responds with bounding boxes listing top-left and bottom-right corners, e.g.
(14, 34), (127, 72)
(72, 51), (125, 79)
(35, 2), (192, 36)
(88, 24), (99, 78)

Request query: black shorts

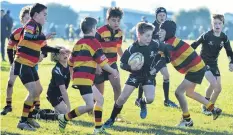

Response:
(72, 85), (93, 95)
(185, 67), (206, 84)
(14, 61), (39, 84)
(125, 74), (156, 88)
(94, 63), (118, 84)
(47, 93), (63, 107)
(206, 65), (220, 76)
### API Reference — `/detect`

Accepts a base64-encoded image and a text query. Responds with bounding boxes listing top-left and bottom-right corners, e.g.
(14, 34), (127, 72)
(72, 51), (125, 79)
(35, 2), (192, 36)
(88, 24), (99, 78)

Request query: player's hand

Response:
(95, 65), (103, 75)
(46, 32), (56, 39)
(229, 63), (233, 72)
(111, 69), (119, 78)
(150, 68), (157, 75)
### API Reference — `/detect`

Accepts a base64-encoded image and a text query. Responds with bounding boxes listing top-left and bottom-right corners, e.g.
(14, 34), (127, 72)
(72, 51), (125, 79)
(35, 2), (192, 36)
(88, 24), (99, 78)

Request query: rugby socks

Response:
(28, 100), (36, 119)
(94, 105), (103, 129)
(35, 97), (40, 109)
(21, 101), (33, 122)
(110, 103), (123, 120)
(206, 102), (214, 112)
(138, 84), (143, 99)
(182, 112), (191, 121)
(65, 107), (81, 121)
(163, 79), (170, 101)
(6, 98), (12, 107)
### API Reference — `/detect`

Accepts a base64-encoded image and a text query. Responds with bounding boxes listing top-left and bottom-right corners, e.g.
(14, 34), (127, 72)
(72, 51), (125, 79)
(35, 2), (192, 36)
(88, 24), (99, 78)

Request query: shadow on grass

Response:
(1, 66), (10, 72)
(221, 113), (233, 118)
(71, 120), (232, 135)
(1, 131), (22, 135)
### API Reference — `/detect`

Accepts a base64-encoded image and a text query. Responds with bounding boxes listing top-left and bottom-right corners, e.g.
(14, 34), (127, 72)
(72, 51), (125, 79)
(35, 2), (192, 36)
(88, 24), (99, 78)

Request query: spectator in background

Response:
(64, 24), (69, 40)
(5, 10), (13, 39)
(1, 9), (7, 61)
(68, 24), (75, 41)
(141, 16), (148, 23)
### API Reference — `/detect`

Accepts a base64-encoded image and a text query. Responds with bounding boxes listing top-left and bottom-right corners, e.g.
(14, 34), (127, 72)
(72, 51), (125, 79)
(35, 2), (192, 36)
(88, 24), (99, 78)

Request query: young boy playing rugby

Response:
(103, 22), (168, 128)
(136, 7), (177, 108)
(57, 17), (118, 134)
(158, 20), (222, 127)
(94, 8), (124, 121)
(15, 3), (69, 131)
(191, 14), (233, 115)
(1, 6), (47, 116)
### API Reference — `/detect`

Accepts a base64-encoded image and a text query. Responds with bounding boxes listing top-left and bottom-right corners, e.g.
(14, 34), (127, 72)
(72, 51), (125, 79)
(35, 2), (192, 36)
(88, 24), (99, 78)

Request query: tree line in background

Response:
(44, 3), (233, 40)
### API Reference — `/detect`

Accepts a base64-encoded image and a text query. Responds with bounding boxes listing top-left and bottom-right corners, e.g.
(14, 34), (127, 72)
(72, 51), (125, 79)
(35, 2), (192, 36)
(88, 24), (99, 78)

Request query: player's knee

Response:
(186, 90), (194, 98)
(209, 80), (217, 88)
(95, 96), (104, 106)
(146, 97), (154, 104)
(86, 102), (94, 112)
(163, 73), (170, 80)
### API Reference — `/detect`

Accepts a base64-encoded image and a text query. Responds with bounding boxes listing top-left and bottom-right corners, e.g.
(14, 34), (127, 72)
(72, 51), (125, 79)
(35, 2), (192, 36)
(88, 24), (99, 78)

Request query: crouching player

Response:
(103, 22), (168, 128)
(158, 20), (222, 127)
(47, 46), (71, 114)
(57, 17), (118, 134)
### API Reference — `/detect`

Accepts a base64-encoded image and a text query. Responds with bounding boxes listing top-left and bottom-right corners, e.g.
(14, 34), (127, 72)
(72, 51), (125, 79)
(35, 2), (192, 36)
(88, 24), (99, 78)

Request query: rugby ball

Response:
(128, 52), (144, 66)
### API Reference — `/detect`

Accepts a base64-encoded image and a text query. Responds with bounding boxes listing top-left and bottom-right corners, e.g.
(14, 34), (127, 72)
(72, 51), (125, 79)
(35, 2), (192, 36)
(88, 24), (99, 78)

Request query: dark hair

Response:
(81, 17), (97, 34)
(30, 3), (47, 18)
(106, 7), (123, 20)
(136, 22), (155, 35)
(212, 14), (224, 24)
(19, 6), (30, 23)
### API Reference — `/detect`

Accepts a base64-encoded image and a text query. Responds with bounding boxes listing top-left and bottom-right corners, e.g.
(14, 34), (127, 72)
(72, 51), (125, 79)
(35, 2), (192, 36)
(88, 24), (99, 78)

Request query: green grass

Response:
(1, 39), (233, 135)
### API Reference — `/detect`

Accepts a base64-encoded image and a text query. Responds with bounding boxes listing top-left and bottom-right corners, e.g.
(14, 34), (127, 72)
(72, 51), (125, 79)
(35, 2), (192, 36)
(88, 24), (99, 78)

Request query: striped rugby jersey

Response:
(68, 36), (108, 86)
(7, 27), (23, 50)
(165, 37), (205, 74)
(15, 19), (47, 67)
(96, 25), (122, 65)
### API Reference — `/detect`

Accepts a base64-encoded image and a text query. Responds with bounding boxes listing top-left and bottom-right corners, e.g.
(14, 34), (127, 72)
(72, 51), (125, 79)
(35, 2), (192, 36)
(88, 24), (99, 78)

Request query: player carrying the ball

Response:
(103, 22), (168, 128)
(158, 20), (222, 127)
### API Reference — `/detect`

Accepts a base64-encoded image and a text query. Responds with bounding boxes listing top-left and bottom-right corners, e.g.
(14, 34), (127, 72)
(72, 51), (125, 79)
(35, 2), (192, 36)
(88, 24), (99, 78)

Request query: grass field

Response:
(1, 39), (233, 135)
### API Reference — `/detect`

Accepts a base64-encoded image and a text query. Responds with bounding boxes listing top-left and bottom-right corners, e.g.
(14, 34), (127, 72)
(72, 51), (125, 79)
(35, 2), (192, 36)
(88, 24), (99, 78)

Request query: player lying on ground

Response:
(94, 7), (124, 122)
(15, 3), (70, 131)
(136, 7), (178, 108)
(1, 6), (46, 116)
(103, 22), (169, 128)
(158, 20), (222, 127)
(191, 14), (233, 115)
(57, 17), (118, 134)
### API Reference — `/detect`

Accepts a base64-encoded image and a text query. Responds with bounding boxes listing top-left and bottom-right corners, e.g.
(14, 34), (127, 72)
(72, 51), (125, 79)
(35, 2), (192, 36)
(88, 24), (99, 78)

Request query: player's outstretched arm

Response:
(191, 33), (206, 49)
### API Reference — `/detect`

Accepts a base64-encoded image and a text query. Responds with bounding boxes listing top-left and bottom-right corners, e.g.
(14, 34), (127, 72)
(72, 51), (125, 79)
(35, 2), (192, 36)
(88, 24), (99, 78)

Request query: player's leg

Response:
(27, 69), (41, 128)
(203, 70), (217, 115)
(55, 101), (69, 114)
(140, 83), (155, 119)
(210, 76), (222, 104)
(1, 64), (17, 115)
(103, 81), (137, 128)
(92, 85), (106, 134)
(135, 84), (143, 107)
(160, 67), (178, 107)
(108, 63), (121, 101)
(17, 64), (38, 131)
(34, 79), (43, 110)
(58, 86), (94, 132)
